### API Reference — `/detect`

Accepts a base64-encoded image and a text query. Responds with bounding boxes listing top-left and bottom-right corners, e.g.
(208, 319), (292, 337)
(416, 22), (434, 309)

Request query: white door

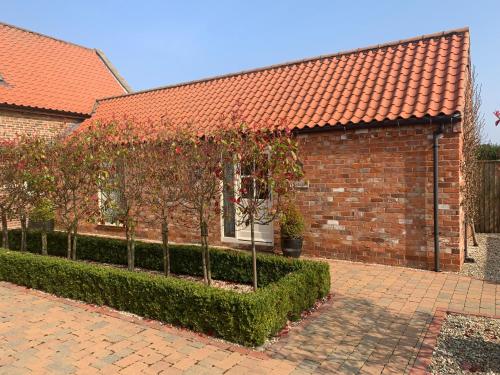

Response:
(235, 163), (273, 243)
(236, 207), (274, 242)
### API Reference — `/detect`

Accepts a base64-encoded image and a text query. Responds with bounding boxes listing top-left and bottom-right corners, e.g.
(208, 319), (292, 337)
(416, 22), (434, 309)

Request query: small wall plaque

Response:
(294, 180), (309, 190)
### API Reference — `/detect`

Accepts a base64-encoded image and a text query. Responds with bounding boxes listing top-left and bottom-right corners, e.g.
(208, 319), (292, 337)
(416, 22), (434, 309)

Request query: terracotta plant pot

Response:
(281, 237), (303, 258)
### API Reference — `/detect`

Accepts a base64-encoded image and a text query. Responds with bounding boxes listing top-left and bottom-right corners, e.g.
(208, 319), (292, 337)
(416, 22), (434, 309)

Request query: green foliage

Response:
(0, 231), (330, 345)
(30, 197), (55, 222)
(4, 230), (293, 285)
(280, 204), (305, 239)
(0, 134), (53, 218)
(49, 123), (112, 232)
(478, 143), (500, 160)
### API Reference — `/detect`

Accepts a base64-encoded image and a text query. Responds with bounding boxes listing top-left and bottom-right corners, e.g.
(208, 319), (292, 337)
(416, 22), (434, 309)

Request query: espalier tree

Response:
(223, 116), (303, 290)
(49, 122), (115, 259)
(142, 122), (187, 276)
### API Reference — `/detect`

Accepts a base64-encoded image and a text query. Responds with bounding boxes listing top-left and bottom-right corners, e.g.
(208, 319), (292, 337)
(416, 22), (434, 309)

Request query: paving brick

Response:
(1, 260), (498, 374)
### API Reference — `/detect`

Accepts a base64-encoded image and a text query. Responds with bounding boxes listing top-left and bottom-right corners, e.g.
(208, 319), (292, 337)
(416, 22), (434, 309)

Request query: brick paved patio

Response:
(0, 260), (498, 374)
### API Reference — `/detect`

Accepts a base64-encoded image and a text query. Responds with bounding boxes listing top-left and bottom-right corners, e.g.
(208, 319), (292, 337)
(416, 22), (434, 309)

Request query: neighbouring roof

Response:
(89, 27), (470, 131)
(0, 22), (131, 116)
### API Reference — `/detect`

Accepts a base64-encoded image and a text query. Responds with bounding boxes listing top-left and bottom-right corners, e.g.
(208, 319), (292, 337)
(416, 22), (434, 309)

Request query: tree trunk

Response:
(2, 210), (9, 249)
(126, 235), (131, 271)
(200, 212), (208, 284)
(464, 219), (469, 259)
(470, 220), (478, 246)
(71, 190), (78, 260)
(130, 231), (135, 271)
(41, 230), (47, 255)
(201, 235), (208, 284)
(200, 220), (211, 286)
(126, 225), (135, 271)
(161, 221), (170, 276)
(250, 215), (257, 291)
(71, 224), (78, 260)
(67, 231), (72, 259)
(205, 233), (211, 286)
(20, 214), (27, 252)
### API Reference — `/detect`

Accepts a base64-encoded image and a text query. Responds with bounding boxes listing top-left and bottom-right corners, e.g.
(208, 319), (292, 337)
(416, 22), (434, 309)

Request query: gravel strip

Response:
(429, 313), (500, 374)
(459, 233), (500, 283)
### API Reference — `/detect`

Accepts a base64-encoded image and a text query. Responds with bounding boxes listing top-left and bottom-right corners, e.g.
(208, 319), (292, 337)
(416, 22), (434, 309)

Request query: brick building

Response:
(1, 22), (470, 271)
(0, 22), (130, 139)
(85, 28), (469, 271)
(0, 22), (130, 229)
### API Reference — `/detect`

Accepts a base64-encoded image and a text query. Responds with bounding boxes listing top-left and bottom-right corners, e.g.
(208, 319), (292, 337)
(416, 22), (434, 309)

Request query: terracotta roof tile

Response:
(0, 22), (129, 115)
(88, 28), (469, 131)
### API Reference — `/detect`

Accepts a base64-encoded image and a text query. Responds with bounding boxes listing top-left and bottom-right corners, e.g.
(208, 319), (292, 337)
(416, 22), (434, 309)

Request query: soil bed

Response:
(429, 313), (500, 374)
(83, 260), (253, 293)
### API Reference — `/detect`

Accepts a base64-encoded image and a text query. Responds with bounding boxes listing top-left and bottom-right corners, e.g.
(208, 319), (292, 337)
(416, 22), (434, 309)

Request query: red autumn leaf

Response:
(16, 161), (26, 170)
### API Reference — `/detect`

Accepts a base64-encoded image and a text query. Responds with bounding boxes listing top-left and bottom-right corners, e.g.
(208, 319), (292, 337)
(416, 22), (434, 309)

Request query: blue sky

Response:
(3, 0), (499, 142)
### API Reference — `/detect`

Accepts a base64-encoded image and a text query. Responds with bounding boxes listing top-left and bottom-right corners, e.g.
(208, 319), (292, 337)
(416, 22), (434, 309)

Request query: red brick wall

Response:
(80, 122), (464, 271)
(0, 108), (81, 139)
(80, 205), (223, 249)
(284, 123), (463, 271)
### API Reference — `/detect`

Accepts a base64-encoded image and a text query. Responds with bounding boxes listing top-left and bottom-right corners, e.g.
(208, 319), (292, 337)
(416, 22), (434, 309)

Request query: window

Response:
(98, 162), (124, 226)
(98, 188), (124, 226)
(240, 160), (269, 200)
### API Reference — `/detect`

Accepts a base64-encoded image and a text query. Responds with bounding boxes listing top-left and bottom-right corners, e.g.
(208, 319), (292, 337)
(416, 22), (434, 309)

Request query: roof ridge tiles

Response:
(96, 26), (469, 103)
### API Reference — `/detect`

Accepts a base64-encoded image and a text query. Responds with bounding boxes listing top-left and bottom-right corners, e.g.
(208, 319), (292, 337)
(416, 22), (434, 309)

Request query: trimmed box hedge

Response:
(0, 230), (330, 346)
(4, 230), (309, 286)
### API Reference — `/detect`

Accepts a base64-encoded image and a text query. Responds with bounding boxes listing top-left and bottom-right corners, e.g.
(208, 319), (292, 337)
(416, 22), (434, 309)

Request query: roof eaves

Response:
(295, 113), (462, 133)
(95, 49), (133, 94)
(0, 102), (90, 119)
(96, 26), (470, 103)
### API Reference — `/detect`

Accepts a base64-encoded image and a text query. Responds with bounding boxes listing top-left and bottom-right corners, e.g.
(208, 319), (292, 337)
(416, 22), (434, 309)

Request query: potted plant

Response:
(280, 203), (305, 258)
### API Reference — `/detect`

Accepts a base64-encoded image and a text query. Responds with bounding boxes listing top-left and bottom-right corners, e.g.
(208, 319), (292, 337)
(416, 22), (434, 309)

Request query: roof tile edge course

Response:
(95, 49), (133, 94)
(96, 27), (470, 104)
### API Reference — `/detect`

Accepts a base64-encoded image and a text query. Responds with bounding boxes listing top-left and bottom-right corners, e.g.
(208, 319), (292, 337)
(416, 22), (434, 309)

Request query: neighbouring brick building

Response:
(0, 22), (130, 139)
(0, 22), (130, 228)
(2, 22), (470, 271)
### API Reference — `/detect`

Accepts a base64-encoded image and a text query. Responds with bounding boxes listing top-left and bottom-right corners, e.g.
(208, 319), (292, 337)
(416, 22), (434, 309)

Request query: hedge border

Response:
(0, 231), (330, 346)
(4, 230), (311, 286)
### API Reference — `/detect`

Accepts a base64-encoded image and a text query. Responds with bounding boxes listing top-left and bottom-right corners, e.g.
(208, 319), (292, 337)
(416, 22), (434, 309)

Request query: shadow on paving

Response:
(266, 294), (433, 374)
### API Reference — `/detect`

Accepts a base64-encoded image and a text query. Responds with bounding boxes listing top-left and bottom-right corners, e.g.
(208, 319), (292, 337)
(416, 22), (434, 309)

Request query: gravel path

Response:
(459, 233), (500, 283)
(429, 313), (500, 374)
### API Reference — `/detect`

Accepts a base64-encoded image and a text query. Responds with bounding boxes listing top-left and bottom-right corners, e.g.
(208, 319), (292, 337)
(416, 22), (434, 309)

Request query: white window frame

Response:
(97, 189), (123, 227)
(219, 161), (273, 245)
